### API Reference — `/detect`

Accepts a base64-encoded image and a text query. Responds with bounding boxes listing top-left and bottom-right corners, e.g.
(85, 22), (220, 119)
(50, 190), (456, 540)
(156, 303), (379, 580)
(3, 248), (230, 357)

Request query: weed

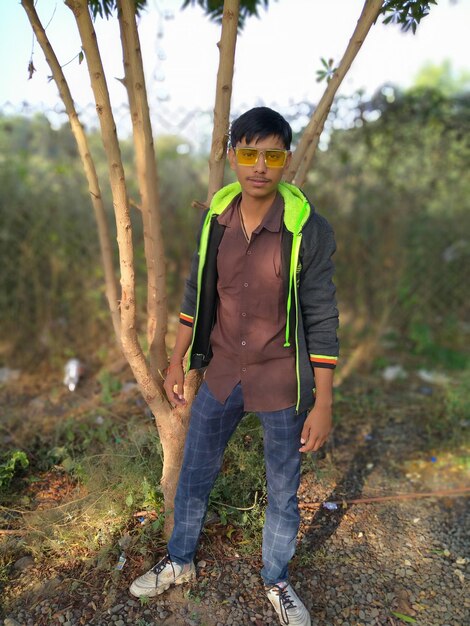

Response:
(293, 543), (316, 567)
(198, 413), (269, 554)
(444, 367), (470, 424)
(210, 414), (266, 521)
(13, 414), (164, 565)
(293, 543), (329, 568)
(98, 370), (122, 404)
(421, 367), (470, 448)
(140, 476), (162, 511)
(0, 450), (29, 489)
(372, 355), (390, 370)
(409, 321), (468, 370)
(185, 578), (208, 604)
(301, 450), (338, 486)
(454, 455), (470, 470)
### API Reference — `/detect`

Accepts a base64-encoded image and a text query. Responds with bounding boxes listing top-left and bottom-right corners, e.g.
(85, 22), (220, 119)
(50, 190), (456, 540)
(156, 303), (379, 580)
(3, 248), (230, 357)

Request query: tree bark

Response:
(21, 0), (121, 342)
(65, 0), (191, 536)
(206, 0), (240, 204)
(285, 0), (384, 186)
(117, 0), (168, 380)
(117, 0), (197, 535)
(64, 0), (166, 412)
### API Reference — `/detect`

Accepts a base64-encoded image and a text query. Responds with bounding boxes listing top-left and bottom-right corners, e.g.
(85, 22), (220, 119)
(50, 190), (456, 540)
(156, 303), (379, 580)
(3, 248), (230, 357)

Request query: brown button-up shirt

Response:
(205, 192), (297, 412)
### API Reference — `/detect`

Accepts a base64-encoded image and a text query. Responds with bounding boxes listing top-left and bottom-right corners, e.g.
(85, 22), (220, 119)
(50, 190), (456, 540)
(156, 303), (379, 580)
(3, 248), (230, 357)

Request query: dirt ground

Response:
(0, 368), (469, 626)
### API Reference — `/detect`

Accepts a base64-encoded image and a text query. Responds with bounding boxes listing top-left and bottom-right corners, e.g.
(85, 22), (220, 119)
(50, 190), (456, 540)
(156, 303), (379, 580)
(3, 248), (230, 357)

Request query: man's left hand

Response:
(299, 402), (333, 453)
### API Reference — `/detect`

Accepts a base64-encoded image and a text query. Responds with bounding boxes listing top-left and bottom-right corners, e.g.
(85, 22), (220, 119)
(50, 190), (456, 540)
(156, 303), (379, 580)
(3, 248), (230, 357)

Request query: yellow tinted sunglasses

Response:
(235, 147), (288, 168)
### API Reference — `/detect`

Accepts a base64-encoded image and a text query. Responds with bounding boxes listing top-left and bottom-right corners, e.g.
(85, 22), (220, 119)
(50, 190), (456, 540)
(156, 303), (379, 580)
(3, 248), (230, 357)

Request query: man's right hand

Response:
(163, 362), (187, 407)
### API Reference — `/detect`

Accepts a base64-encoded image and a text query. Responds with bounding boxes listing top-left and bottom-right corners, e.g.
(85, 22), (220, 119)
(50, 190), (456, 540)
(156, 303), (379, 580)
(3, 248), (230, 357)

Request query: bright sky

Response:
(1, 0), (469, 139)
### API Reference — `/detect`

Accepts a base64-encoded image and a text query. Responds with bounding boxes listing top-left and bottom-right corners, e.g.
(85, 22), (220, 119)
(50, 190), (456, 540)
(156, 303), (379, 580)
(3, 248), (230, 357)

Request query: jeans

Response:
(167, 381), (307, 585)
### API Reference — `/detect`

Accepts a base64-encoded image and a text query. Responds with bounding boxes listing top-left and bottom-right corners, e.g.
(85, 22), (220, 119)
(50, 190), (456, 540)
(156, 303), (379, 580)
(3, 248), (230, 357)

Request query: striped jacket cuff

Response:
(310, 354), (338, 369)
(179, 312), (194, 328)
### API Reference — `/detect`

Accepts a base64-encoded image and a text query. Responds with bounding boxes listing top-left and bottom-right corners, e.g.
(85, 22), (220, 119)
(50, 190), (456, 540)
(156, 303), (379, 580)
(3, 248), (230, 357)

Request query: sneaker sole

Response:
(129, 568), (196, 598)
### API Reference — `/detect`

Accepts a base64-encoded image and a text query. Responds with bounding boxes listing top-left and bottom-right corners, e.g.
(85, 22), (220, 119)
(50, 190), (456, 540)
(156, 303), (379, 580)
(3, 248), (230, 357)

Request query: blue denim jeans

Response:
(167, 381), (307, 585)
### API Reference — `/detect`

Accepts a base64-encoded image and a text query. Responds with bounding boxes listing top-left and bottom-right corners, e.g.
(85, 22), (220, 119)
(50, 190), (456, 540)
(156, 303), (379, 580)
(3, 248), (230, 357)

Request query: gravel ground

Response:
(2, 378), (469, 625)
(2, 498), (468, 626)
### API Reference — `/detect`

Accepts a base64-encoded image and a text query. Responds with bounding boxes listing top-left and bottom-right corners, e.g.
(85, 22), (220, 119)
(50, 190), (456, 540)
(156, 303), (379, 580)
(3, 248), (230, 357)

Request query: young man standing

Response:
(130, 107), (339, 626)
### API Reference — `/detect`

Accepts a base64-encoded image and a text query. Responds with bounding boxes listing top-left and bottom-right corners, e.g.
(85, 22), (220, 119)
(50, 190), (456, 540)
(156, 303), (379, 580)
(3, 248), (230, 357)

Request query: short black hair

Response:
(230, 107), (292, 150)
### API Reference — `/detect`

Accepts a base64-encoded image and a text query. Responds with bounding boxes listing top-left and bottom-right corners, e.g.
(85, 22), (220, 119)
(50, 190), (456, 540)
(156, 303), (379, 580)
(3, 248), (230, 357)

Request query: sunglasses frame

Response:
(234, 147), (289, 168)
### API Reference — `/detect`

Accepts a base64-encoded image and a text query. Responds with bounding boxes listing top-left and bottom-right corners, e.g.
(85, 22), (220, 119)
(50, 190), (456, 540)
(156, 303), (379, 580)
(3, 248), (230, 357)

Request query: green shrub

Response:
(0, 450), (29, 489)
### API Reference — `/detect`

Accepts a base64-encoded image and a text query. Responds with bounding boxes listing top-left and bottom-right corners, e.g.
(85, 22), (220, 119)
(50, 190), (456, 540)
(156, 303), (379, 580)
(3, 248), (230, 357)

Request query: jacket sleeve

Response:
(299, 213), (339, 369)
(179, 209), (209, 328)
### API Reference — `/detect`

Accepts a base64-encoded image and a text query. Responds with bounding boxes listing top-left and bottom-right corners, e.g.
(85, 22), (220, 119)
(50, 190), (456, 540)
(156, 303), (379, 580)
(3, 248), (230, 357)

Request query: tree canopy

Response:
(87, 0), (437, 31)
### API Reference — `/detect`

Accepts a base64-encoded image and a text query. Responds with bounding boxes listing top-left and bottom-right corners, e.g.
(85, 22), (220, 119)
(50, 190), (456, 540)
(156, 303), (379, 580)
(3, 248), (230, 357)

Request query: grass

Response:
(1, 360), (469, 612)
(208, 412), (267, 543)
(408, 321), (469, 371)
(419, 366), (470, 449)
(0, 386), (166, 583)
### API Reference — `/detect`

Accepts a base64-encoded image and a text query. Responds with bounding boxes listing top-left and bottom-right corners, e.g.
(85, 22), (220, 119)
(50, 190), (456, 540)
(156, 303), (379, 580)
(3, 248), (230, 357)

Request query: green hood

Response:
(209, 181), (311, 233)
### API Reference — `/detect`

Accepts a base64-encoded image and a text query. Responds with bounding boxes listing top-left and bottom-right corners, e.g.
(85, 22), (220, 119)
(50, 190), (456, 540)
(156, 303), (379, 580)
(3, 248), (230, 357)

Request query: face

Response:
(228, 134), (292, 202)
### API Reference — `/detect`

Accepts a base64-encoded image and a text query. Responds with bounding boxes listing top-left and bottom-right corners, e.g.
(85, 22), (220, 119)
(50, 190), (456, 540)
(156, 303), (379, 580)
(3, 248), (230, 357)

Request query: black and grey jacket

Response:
(179, 181), (339, 413)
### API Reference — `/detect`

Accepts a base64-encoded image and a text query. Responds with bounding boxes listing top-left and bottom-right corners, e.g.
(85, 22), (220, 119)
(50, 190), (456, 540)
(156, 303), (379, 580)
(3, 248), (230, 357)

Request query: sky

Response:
(1, 0), (469, 140)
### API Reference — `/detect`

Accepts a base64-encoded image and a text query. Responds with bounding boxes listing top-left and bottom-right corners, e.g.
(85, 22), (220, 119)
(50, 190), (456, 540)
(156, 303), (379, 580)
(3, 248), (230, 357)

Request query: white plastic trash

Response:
(63, 358), (84, 391)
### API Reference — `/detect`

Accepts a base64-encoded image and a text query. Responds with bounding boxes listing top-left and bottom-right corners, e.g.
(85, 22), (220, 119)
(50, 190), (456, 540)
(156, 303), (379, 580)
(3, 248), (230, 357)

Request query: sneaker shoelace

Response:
(273, 584), (297, 625)
(151, 555), (175, 587)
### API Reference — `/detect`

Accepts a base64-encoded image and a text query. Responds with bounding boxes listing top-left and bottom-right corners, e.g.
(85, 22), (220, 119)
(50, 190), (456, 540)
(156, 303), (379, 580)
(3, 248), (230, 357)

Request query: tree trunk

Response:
(206, 0), (240, 203)
(285, 0), (384, 186)
(64, 0), (169, 420)
(64, 0), (196, 537)
(117, 0), (168, 380)
(21, 0), (121, 341)
(117, 0), (196, 536)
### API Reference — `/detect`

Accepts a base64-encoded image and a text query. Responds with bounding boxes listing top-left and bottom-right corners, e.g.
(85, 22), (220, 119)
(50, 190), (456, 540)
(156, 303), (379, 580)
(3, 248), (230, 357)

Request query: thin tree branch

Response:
(21, 0), (121, 341)
(117, 0), (168, 382)
(64, 0), (164, 411)
(299, 486), (470, 509)
(206, 0), (240, 203)
(286, 0), (384, 187)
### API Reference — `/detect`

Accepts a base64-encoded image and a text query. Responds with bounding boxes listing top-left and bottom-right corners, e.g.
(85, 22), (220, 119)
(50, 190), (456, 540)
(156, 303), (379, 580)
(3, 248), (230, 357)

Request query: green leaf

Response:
(125, 493), (133, 507)
(78, 51), (84, 65)
(391, 611), (417, 623)
(0, 450), (29, 488)
(182, 0), (273, 31)
(226, 526), (236, 539)
(61, 456), (75, 472)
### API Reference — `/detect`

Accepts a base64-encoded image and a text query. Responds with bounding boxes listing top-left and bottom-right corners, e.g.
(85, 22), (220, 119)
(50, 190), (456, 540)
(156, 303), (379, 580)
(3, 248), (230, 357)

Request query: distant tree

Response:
(21, 0), (438, 534)
(413, 60), (470, 96)
(306, 85), (470, 379)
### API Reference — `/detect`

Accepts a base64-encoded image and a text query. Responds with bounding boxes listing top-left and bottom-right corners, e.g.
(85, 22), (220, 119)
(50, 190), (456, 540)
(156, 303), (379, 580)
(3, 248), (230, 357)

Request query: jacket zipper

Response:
(293, 234), (302, 413)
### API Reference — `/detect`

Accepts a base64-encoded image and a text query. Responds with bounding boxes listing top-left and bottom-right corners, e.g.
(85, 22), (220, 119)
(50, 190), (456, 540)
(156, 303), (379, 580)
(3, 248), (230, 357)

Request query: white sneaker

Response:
(129, 554), (196, 598)
(266, 582), (311, 626)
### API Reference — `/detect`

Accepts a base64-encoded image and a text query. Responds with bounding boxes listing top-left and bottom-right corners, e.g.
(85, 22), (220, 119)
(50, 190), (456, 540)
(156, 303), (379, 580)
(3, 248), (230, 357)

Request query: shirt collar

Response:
(254, 191), (284, 234)
(217, 191), (284, 232)
(217, 194), (241, 227)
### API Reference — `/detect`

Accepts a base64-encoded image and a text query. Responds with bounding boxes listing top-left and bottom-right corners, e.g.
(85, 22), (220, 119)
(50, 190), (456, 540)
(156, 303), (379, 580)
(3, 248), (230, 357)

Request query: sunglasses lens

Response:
(265, 150), (287, 167)
(236, 148), (258, 165)
(235, 148), (287, 167)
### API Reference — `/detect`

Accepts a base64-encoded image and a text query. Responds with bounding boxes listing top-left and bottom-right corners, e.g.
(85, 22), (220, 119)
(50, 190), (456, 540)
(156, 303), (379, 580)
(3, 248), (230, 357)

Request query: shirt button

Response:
(243, 282), (248, 287)
(241, 340), (246, 346)
(247, 250), (252, 255)
(241, 312), (247, 317)
(242, 367), (247, 372)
